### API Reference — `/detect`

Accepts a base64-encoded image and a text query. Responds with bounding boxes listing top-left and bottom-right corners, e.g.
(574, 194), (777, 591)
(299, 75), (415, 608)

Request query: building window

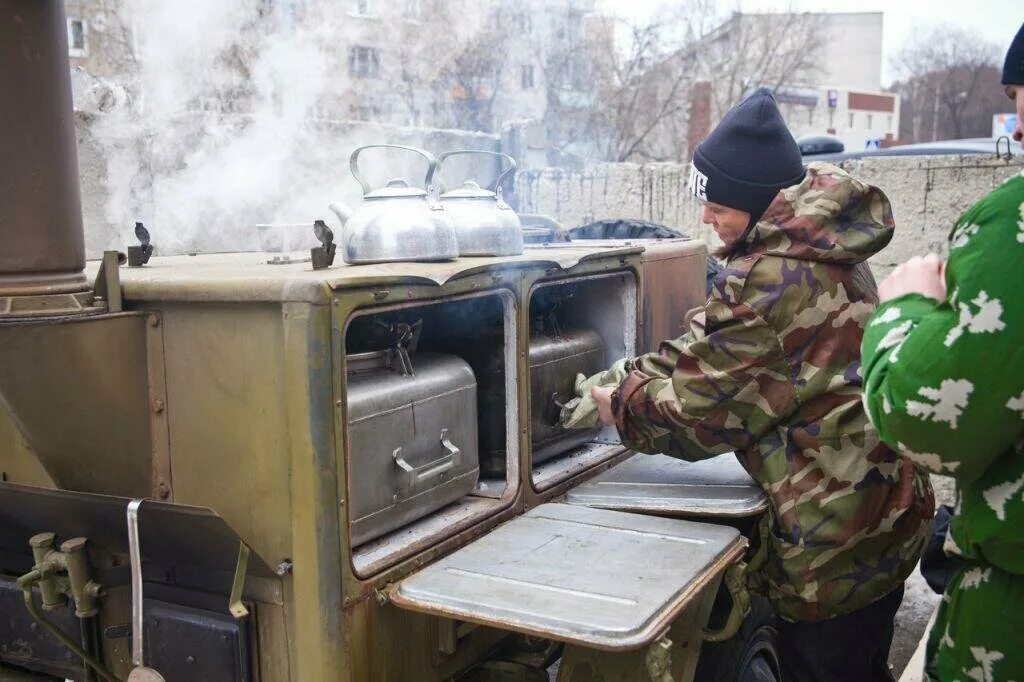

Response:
(348, 46), (380, 79)
(866, 113), (873, 129)
(848, 112), (855, 129)
(521, 65), (535, 89)
(351, 0), (374, 16)
(67, 18), (87, 57)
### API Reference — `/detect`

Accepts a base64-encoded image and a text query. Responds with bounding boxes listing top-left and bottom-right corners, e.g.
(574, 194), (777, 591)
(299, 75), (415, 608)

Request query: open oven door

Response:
(390, 503), (746, 680)
(562, 455), (780, 682)
(565, 453), (769, 519)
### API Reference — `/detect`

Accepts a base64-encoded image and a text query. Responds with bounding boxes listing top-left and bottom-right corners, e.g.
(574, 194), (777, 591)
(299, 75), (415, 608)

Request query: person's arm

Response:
(861, 182), (1024, 482)
(610, 295), (791, 461)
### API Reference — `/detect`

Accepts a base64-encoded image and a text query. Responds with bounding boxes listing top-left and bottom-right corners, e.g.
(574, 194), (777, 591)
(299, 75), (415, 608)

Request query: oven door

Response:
(389, 502), (745, 652)
(564, 453), (768, 519)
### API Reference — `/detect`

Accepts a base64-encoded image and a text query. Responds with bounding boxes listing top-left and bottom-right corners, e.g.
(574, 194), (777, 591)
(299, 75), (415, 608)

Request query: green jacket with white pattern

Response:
(862, 172), (1024, 578)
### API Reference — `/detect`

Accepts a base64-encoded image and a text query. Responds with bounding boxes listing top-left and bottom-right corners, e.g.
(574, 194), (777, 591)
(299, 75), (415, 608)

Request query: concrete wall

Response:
(517, 155), (1024, 279)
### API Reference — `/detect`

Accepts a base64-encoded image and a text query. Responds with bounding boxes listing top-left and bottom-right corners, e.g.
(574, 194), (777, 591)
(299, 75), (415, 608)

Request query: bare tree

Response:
(541, 4), (703, 164)
(891, 26), (1004, 142)
(698, 11), (825, 123)
(540, 4), (824, 164)
(436, 9), (514, 132)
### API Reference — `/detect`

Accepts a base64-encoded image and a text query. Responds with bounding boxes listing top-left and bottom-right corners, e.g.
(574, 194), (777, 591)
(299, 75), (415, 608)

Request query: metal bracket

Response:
(229, 542), (251, 619)
(702, 562), (750, 643)
(93, 250), (125, 313)
(644, 634), (674, 682)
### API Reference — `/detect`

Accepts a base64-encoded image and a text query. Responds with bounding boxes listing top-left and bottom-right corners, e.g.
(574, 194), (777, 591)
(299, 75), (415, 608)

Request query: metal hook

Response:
(995, 136), (1014, 161)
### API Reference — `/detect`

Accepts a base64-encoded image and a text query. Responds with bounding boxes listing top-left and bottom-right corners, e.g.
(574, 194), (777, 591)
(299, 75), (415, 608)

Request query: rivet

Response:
(147, 314), (160, 328)
(152, 399), (165, 414)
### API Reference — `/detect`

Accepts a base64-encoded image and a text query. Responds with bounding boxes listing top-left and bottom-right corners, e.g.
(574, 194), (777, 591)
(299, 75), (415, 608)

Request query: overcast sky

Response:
(597, 0), (1023, 86)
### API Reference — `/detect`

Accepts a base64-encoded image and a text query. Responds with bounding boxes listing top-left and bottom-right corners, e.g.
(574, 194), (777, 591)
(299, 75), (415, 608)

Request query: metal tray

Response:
(565, 453), (768, 518)
(390, 503), (744, 651)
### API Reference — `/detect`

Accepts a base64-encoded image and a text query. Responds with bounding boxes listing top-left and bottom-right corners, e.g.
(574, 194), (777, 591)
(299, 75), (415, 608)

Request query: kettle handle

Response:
(436, 150), (517, 200)
(349, 144), (439, 197)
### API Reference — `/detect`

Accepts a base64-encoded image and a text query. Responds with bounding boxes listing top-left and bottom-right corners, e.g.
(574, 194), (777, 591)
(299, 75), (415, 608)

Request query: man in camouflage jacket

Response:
(588, 89), (934, 681)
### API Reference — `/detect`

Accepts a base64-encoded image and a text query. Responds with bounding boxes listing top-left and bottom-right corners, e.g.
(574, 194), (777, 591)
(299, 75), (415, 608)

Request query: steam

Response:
(87, 0), (387, 254)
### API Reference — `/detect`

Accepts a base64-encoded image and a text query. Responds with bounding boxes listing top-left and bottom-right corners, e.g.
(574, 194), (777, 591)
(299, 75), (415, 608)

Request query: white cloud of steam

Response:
(84, 0), (501, 256)
(82, 0), (333, 254)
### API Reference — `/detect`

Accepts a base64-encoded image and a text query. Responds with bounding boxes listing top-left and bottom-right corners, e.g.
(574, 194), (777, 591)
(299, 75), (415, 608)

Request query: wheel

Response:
(694, 596), (781, 682)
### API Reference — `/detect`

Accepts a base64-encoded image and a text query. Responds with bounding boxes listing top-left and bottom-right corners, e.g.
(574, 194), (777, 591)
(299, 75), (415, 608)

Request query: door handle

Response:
(393, 429), (461, 493)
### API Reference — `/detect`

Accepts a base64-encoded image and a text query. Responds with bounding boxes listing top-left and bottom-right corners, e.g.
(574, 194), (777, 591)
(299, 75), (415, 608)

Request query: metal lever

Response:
(392, 430), (461, 493)
(126, 498), (166, 681)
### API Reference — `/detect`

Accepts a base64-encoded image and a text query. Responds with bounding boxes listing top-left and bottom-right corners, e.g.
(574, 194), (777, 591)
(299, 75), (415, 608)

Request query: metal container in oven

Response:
(345, 349), (479, 546)
(528, 327), (606, 467)
(450, 326), (605, 478)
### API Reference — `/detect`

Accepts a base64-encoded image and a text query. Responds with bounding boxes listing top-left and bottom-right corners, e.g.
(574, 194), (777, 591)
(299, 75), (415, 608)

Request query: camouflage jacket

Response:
(611, 163), (935, 622)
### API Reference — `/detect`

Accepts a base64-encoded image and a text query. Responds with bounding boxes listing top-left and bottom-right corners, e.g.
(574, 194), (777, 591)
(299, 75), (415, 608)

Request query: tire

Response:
(694, 597), (781, 682)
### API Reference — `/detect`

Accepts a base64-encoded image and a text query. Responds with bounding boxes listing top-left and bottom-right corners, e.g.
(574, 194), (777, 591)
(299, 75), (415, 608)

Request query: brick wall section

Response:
(517, 155), (1024, 279)
(847, 91), (896, 112)
(687, 81), (712, 159)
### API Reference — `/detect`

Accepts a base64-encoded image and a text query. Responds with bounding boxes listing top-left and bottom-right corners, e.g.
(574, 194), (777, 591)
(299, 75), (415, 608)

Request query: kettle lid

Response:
(365, 178), (428, 200)
(440, 180), (496, 200)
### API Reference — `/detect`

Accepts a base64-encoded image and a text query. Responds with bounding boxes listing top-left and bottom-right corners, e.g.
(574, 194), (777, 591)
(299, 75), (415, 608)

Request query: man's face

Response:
(701, 202), (751, 251)
(1007, 84), (1024, 146)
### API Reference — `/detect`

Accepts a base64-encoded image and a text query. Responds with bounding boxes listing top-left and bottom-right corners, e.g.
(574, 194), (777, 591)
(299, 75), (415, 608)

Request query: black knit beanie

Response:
(1003, 22), (1024, 85)
(690, 87), (805, 222)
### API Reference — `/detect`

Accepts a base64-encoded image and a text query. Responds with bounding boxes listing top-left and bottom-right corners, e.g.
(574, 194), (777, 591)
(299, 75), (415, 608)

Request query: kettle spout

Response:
(328, 202), (352, 226)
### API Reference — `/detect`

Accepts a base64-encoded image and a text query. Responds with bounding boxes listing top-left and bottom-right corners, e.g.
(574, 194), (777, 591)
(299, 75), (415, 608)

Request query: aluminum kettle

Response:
(328, 145), (458, 264)
(437, 150), (523, 257)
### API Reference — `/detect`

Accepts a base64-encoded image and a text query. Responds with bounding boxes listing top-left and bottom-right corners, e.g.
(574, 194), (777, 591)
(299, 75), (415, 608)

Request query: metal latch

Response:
(311, 219), (337, 270)
(127, 221), (155, 267)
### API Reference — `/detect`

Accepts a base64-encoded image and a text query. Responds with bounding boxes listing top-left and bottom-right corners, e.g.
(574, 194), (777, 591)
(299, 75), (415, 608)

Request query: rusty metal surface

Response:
(565, 454), (769, 518)
(391, 503), (745, 651)
(155, 302), (295, 569)
(0, 0), (87, 296)
(0, 313), (154, 496)
(529, 443), (631, 494)
(145, 314), (173, 502)
(555, 577), (721, 682)
(0, 482), (274, 578)
(95, 245), (642, 304)
(0, 405), (55, 487)
(635, 239), (707, 353)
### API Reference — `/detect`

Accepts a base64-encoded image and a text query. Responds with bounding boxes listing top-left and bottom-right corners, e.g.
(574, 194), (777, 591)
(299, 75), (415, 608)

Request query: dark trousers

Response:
(776, 586), (904, 682)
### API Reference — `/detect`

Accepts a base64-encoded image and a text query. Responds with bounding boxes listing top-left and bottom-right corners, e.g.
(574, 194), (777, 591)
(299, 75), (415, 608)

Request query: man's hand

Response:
(878, 253), (947, 304)
(590, 385), (615, 427)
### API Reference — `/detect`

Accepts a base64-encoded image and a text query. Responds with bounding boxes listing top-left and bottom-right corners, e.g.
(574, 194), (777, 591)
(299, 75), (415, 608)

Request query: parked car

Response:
(797, 134), (844, 156)
(806, 137), (1016, 163)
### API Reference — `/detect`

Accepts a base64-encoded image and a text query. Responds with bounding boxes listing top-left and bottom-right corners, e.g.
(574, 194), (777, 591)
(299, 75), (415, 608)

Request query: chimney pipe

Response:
(0, 0), (94, 317)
